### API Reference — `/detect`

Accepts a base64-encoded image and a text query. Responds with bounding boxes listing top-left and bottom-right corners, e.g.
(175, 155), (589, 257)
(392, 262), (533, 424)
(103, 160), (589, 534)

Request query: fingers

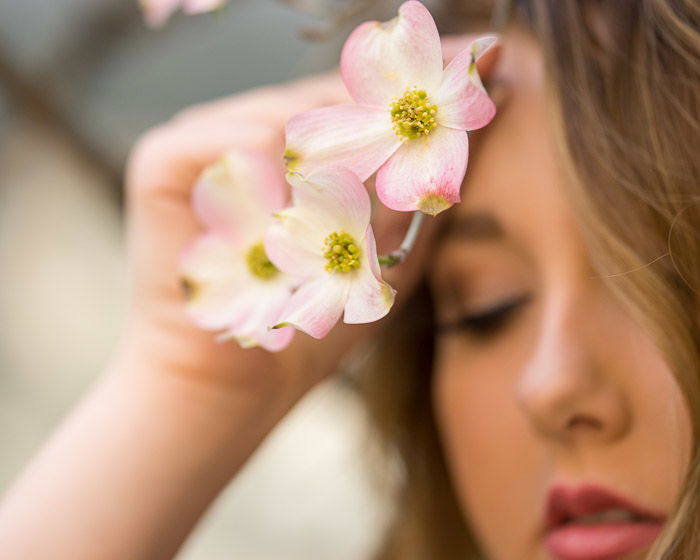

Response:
(127, 33), (500, 202)
(172, 71), (351, 126)
(126, 70), (352, 205)
(127, 119), (283, 199)
(125, 119), (283, 311)
(123, 44), (497, 370)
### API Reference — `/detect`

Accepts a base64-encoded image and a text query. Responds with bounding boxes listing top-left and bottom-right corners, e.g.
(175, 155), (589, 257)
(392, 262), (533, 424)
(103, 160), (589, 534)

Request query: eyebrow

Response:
(444, 212), (505, 242)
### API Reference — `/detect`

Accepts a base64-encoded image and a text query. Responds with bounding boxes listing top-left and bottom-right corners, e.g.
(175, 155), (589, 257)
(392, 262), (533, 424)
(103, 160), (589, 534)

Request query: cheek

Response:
(618, 328), (693, 494)
(432, 339), (547, 560)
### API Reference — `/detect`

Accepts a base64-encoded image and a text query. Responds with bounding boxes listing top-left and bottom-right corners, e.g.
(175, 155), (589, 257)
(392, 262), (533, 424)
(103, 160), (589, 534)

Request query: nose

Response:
(515, 288), (632, 444)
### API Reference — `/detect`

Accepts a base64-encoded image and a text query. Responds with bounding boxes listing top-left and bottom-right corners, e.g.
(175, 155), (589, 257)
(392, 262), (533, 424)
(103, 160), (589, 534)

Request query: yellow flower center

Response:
(323, 231), (361, 273)
(390, 88), (438, 140)
(245, 242), (279, 280)
(180, 276), (200, 301)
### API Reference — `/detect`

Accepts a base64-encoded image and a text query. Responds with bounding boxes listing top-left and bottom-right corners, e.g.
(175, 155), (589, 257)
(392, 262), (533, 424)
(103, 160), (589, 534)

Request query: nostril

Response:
(566, 415), (602, 431)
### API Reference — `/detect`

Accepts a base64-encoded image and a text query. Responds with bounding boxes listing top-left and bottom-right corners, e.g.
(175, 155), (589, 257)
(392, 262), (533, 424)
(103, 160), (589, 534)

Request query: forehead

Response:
(449, 29), (584, 265)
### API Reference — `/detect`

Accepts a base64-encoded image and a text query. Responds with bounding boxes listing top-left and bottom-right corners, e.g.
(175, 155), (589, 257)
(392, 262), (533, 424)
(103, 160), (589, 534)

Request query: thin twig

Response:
(378, 211), (425, 267)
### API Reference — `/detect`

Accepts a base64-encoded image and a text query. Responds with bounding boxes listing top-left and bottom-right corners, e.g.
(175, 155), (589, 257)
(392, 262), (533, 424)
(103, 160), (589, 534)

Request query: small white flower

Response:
(140, 0), (227, 28)
(265, 166), (396, 339)
(179, 150), (297, 352)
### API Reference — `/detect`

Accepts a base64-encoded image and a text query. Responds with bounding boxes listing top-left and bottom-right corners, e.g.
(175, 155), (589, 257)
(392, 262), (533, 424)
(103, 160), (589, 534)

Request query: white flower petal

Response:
(340, 1), (443, 106)
(219, 283), (296, 352)
(433, 38), (497, 131)
(192, 150), (287, 244)
(265, 207), (328, 278)
(284, 104), (401, 182)
(230, 326), (295, 352)
(344, 226), (396, 324)
(183, 0), (226, 14)
(376, 125), (468, 215)
(140, 0), (181, 27)
(274, 275), (350, 339)
(287, 167), (371, 240)
(179, 233), (253, 329)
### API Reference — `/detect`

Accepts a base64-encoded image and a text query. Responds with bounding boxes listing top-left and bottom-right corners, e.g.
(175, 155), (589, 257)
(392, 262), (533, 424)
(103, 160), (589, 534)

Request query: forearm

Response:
(0, 352), (301, 560)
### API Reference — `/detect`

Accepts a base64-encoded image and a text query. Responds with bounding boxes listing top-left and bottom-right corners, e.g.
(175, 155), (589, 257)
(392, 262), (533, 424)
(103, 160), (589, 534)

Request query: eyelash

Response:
(437, 294), (531, 340)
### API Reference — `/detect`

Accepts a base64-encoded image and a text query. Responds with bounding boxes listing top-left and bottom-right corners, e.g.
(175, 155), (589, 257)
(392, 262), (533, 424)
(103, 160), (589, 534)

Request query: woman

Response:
(0, 1), (697, 559)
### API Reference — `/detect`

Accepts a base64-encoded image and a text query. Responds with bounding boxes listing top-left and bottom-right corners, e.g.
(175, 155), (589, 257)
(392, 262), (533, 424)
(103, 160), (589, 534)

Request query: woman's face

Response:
(429, 29), (692, 560)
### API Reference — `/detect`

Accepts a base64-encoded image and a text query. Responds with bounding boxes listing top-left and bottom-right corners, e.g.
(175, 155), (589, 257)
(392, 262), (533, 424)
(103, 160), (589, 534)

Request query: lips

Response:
(544, 484), (666, 560)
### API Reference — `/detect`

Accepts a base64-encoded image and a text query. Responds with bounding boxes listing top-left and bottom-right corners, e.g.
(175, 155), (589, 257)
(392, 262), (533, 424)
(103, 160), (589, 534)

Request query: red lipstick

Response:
(544, 484), (665, 560)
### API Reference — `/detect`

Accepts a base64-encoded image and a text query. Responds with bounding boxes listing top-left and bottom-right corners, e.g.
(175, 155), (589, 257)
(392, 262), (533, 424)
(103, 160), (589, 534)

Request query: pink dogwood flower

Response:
(178, 150), (297, 352)
(140, 0), (227, 28)
(284, 0), (496, 216)
(264, 166), (396, 339)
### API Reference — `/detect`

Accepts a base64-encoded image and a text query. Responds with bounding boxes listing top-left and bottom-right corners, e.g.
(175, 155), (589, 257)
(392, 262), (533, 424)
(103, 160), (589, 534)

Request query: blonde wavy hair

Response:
(358, 1), (700, 558)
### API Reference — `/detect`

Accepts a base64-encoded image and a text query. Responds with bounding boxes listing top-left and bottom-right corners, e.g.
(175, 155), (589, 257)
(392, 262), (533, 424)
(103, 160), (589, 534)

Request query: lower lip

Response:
(545, 522), (663, 560)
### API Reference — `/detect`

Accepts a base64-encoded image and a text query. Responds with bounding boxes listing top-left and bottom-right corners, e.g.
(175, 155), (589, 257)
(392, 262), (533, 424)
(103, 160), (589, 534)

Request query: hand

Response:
(119, 35), (500, 402)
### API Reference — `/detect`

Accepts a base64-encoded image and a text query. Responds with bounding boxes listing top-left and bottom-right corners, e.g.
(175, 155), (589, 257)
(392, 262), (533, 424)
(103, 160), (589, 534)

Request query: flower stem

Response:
(378, 212), (425, 267)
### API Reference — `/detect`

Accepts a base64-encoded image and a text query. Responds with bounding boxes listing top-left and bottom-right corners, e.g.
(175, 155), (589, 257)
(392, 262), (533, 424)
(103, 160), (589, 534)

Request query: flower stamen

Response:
(246, 242), (279, 280)
(390, 88), (438, 140)
(323, 231), (361, 273)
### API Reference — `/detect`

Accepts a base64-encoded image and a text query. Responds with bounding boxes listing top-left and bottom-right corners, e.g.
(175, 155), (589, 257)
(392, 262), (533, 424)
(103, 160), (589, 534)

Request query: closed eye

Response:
(436, 293), (532, 340)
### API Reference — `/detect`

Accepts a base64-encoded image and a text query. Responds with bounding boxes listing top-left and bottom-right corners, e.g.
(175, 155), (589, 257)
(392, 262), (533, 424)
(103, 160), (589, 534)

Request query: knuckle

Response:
(129, 124), (172, 165)
(126, 123), (177, 194)
(172, 102), (214, 123)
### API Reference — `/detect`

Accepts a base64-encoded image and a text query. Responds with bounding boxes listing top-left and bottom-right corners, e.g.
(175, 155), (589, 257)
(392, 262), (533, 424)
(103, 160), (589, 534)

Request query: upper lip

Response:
(545, 483), (666, 531)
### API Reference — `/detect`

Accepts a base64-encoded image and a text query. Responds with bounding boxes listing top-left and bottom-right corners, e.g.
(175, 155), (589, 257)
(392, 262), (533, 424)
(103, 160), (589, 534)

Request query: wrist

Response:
(107, 318), (309, 427)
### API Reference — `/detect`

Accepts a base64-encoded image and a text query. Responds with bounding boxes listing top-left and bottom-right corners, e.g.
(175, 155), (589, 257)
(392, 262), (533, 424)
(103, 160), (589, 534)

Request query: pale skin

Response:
(0, 26), (689, 560)
(430, 29), (692, 559)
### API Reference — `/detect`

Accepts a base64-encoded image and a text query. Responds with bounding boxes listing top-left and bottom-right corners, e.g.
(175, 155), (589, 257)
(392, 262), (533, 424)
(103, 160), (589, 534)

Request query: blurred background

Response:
(0, 0), (456, 557)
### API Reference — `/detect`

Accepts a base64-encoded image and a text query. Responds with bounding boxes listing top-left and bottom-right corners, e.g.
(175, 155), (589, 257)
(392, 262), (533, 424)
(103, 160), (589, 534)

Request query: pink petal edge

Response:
(192, 149), (287, 242)
(274, 276), (350, 339)
(432, 36), (497, 131)
(288, 166), (372, 240)
(221, 325), (295, 353)
(340, 0), (443, 107)
(140, 0), (181, 27)
(179, 233), (247, 329)
(183, 0), (225, 14)
(285, 104), (401, 183)
(344, 225), (396, 324)
(264, 208), (327, 278)
(376, 125), (468, 215)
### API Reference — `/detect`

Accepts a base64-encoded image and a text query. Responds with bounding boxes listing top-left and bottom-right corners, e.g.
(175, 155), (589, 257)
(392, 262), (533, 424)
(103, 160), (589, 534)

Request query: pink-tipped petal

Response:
(140, 0), (181, 27)
(228, 149), (288, 211)
(275, 276), (350, 339)
(219, 285), (296, 352)
(376, 125), (468, 215)
(470, 35), (498, 60)
(181, 234), (296, 350)
(433, 37), (497, 131)
(183, 0), (225, 14)
(265, 208), (328, 278)
(288, 167), (371, 239)
(179, 233), (250, 330)
(284, 104), (401, 182)
(344, 226), (396, 324)
(340, 1), (443, 106)
(241, 326), (295, 352)
(193, 150), (287, 243)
